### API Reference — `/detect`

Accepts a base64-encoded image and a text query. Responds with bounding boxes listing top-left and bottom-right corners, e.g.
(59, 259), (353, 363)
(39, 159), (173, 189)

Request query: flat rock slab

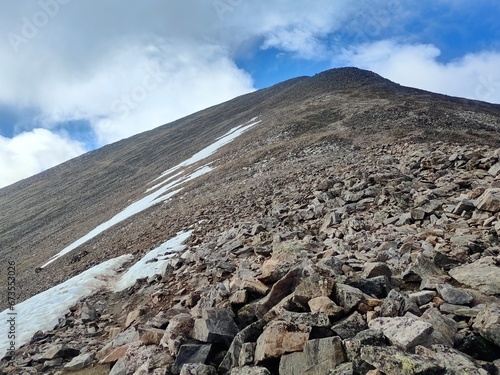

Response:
(368, 316), (433, 351)
(360, 345), (445, 375)
(279, 336), (346, 375)
(449, 257), (500, 295)
(416, 345), (489, 375)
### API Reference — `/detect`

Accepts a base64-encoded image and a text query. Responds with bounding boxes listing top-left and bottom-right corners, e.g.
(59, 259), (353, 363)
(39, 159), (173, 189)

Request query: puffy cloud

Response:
(0, 129), (86, 188)
(340, 40), (500, 103)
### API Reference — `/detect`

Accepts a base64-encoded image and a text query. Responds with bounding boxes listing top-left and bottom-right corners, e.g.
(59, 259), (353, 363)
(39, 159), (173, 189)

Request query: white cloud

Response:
(340, 40), (500, 103)
(0, 129), (86, 188)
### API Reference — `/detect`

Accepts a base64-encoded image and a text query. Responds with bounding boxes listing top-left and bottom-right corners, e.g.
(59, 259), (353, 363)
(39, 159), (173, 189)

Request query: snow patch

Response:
(41, 118), (260, 268)
(0, 255), (133, 359)
(113, 230), (192, 292)
(1, 229), (193, 360)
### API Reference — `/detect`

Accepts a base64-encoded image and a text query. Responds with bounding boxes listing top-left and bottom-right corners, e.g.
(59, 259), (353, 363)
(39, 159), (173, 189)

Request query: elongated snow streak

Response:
(0, 255), (133, 359)
(41, 118), (260, 268)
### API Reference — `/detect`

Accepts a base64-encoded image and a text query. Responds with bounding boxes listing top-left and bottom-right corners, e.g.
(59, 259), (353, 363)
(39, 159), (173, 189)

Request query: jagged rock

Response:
(489, 162), (500, 176)
(161, 313), (195, 356)
(145, 309), (189, 329)
(453, 198), (476, 215)
(109, 357), (127, 375)
(449, 256), (500, 295)
(308, 296), (345, 318)
(436, 284), (473, 305)
(344, 329), (385, 375)
(139, 327), (165, 345)
(362, 262), (392, 279)
(368, 316), (434, 351)
(239, 342), (256, 366)
(39, 344), (79, 360)
(379, 289), (420, 317)
(415, 345), (489, 375)
(472, 303), (500, 347)
(331, 311), (367, 339)
(230, 269), (269, 296)
(172, 344), (212, 375)
(420, 308), (457, 347)
(409, 291), (437, 306)
(220, 320), (266, 372)
(360, 346), (445, 375)
(252, 266), (305, 319)
(230, 366), (271, 375)
(180, 363), (217, 375)
(63, 352), (94, 371)
(125, 308), (144, 328)
(440, 303), (482, 317)
(348, 276), (391, 298)
(279, 336), (346, 375)
(113, 327), (140, 347)
(193, 308), (239, 344)
(334, 283), (365, 311)
(80, 302), (97, 322)
(254, 321), (311, 363)
(293, 273), (336, 304)
(475, 188), (500, 212)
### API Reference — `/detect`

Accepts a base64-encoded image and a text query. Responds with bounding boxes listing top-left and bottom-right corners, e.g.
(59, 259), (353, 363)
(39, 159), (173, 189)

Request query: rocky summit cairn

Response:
(1, 68), (500, 374)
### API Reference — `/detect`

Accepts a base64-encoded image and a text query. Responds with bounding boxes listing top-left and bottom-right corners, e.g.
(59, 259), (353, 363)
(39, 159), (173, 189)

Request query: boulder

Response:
(368, 316), (433, 352)
(63, 352), (94, 371)
(39, 344), (79, 360)
(254, 321), (311, 363)
(308, 296), (344, 318)
(360, 346), (445, 375)
(331, 312), (367, 339)
(475, 188), (500, 212)
(172, 344), (212, 375)
(436, 284), (473, 305)
(192, 308), (239, 344)
(335, 284), (365, 311)
(344, 329), (385, 375)
(220, 320), (266, 372)
(415, 345), (488, 375)
(279, 336), (346, 375)
(420, 308), (457, 347)
(472, 303), (500, 347)
(449, 257), (500, 295)
(161, 313), (194, 356)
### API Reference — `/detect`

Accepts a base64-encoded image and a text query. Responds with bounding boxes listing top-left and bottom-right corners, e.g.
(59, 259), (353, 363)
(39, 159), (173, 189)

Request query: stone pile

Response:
(2, 141), (500, 374)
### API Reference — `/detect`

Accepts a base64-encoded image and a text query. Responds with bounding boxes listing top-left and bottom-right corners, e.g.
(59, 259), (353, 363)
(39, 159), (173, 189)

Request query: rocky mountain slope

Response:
(1, 68), (500, 374)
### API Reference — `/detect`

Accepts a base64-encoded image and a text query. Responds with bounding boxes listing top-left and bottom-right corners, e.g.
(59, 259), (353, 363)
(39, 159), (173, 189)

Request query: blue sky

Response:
(1, 1), (500, 188)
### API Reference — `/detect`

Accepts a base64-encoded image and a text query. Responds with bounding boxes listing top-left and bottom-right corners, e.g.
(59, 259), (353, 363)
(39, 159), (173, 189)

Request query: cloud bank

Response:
(0, 1), (499, 188)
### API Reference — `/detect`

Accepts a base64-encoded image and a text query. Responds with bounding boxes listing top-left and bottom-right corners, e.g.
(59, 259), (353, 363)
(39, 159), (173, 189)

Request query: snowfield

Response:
(0, 230), (191, 359)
